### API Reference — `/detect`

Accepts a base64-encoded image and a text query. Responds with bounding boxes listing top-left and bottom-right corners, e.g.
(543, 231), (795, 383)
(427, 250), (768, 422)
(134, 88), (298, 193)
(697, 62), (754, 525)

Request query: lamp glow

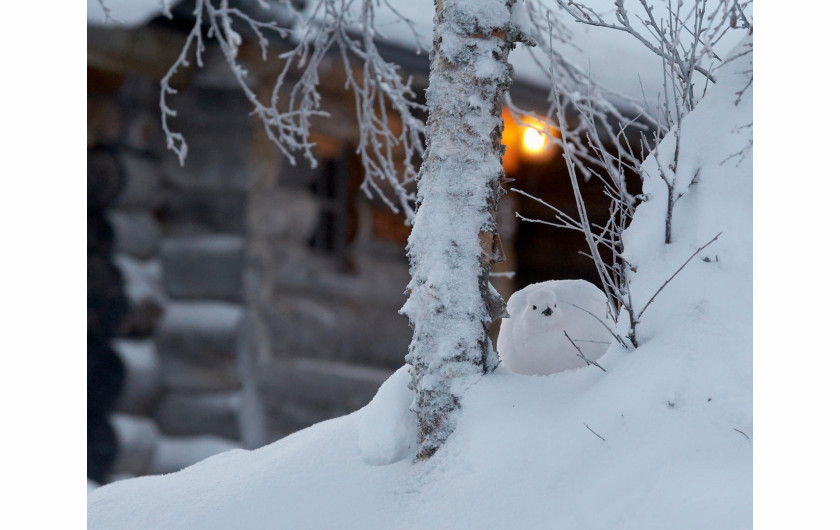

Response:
(522, 126), (549, 154)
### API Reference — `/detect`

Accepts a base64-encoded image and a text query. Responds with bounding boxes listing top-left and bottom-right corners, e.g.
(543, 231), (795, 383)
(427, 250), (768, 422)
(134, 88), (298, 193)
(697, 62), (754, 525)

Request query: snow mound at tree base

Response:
(88, 37), (752, 530)
(87, 354), (750, 529)
(357, 364), (417, 465)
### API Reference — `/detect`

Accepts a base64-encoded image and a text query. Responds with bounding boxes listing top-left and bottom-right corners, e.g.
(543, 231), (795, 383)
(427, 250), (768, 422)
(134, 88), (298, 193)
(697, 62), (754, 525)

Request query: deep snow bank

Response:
(88, 37), (752, 530)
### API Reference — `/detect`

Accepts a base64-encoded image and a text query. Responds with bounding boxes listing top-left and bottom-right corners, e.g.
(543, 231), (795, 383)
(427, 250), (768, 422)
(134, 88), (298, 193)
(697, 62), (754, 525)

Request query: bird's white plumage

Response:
(497, 280), (615, 375)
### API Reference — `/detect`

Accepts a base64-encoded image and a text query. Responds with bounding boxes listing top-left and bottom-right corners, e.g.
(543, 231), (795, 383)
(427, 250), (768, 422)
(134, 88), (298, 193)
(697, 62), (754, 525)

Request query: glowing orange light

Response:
(522, 126), (549, 154)
(502, 108), (557, 173)
(502, 108), (521, 173)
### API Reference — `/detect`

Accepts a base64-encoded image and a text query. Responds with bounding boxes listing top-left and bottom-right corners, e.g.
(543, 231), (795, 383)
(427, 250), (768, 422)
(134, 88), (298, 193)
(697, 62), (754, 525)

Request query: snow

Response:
(87, 0), (171, 28)
(112, 339), (162, 414)
(357, 365), (416, 465)
(497, 280), (614, 375)
(510, 0), (532, 41)
(111, 414), (159, 476)
(88, 34), (752, 529)
(148, 435), (241, 476)
(110, 411), (241, 478)
(447, 0), (511, 28)
(113, 255), (165, 306)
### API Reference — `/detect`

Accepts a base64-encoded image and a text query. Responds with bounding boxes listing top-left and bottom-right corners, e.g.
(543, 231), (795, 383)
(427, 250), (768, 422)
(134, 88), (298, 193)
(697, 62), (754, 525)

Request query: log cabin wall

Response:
(88, 22), (417, 479)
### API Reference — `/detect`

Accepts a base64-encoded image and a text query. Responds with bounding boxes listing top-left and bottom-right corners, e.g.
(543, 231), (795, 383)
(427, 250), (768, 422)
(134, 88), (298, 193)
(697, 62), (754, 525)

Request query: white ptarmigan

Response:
(497, 280), (615, 375)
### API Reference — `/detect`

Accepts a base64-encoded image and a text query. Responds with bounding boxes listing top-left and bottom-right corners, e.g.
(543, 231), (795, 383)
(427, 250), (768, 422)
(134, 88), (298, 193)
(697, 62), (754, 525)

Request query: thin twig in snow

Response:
(564, 331), (607, 373)
(733, 428), (750, 441)
(561, 301), (627, 349)
(636, 232), (723, 320)
(584, 423), (606, 441)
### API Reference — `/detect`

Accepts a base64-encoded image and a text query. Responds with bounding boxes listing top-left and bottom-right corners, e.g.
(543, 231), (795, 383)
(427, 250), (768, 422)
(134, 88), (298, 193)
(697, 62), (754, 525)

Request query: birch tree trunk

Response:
(401, 0), (531, 460)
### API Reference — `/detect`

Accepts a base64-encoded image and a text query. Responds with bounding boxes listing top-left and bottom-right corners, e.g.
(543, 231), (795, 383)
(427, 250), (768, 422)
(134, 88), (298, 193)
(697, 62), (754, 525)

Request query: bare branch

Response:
(720, 122), (752, 167)
(159, 0), (426, 221)
(560, 0), (716, 83)
(96, 0), (117, 24)
(584, 422), (606, 441)
(489, 271), (516, 279)
(561, 301), (627, 350)
(564, 331), (607, 372)
(733, 428), (751, 441)
(636, 232), (723, 320)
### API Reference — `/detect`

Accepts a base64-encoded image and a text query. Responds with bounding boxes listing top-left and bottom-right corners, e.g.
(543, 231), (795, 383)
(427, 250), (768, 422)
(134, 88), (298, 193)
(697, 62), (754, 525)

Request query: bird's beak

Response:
(541, 307), (552, 316)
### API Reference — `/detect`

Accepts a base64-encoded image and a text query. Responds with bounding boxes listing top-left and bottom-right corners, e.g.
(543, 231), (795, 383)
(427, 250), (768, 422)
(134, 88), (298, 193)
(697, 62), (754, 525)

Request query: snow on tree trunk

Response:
(401, 0), (531, 460)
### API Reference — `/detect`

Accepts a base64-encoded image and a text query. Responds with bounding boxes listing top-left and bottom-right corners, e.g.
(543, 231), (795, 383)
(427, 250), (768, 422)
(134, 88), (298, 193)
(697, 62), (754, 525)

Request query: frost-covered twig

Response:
(564, 331), (607, 372)
(506, 11), (656, 336)
(489, 271), (516, 279)
(561, 0), (717, 83)
(561, 1), (744, 246)
(512, 56), (643, 336)
(159, 0), (174, 19)
(515, 1), (749, 349)
(728, 1), (753, 31)
(96, 0), (117, 24)
(640, 132), (680, 244)
(720, 122), (752, 168)
(159, 0), (426, 221)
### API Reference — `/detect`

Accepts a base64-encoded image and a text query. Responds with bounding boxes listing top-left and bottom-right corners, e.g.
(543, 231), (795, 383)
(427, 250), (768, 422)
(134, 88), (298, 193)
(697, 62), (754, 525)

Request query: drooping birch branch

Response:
(159, 0), (426, 221)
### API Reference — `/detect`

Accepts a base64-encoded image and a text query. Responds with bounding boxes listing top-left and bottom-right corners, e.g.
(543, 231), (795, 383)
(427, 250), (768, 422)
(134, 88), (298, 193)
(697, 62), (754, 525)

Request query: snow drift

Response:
(88, 37), (752, 530)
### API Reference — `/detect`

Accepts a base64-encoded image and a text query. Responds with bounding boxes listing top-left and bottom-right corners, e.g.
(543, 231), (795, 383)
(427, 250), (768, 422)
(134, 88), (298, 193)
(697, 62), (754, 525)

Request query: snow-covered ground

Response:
(88, 34), (753, 529)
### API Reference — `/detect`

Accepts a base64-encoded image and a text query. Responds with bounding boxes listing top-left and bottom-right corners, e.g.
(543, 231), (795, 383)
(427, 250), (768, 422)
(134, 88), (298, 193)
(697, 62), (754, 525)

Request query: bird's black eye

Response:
(532, 305), (537, 310)
(554, 304), (557, 308)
